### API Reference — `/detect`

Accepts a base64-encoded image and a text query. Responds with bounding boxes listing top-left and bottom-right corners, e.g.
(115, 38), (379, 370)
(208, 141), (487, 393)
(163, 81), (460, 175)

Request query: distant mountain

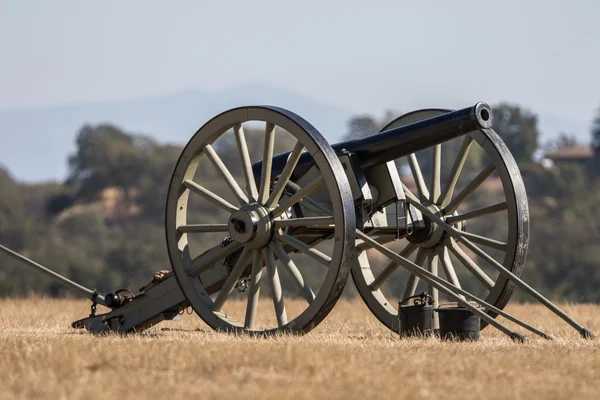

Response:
(0, 84), (591, 182)
(0, 84), (354, 182)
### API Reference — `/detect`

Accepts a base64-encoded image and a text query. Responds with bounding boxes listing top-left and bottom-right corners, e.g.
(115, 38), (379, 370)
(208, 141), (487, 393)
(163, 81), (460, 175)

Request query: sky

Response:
(1, 0), (599, 132)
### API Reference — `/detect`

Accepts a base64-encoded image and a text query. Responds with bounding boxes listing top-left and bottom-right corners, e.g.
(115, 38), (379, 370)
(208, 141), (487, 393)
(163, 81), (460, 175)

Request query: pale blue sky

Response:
(1, 0), (599, 127)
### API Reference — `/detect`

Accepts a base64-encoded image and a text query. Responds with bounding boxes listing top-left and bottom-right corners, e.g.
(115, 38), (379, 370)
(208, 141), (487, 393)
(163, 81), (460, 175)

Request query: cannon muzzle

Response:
(261, 102), (493, 177)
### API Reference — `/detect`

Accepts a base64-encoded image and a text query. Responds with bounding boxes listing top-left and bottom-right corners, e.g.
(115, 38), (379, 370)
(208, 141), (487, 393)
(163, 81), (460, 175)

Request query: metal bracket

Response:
(72, 274), (188, 334)
(90, 290), (100, 317)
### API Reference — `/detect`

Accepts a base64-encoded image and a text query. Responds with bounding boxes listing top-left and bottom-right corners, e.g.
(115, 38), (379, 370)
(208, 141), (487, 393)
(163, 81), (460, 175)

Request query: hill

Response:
(0, 84), (352, 182)
(0, 84), (591, 182)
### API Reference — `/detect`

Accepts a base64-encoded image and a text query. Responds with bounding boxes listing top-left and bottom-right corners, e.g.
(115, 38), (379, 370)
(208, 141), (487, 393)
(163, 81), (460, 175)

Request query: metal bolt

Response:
(231, 218), (246, 233)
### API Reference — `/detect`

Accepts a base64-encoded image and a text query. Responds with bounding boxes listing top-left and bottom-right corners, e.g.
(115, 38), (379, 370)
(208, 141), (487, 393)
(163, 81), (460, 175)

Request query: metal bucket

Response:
(436, 306), (482, 341)
(398, 293), (434, 337)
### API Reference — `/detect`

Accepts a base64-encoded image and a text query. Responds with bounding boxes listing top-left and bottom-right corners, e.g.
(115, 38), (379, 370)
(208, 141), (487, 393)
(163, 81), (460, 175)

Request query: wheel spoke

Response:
(403, 198), (498, 290)
(401, 248), (426, 301)
(244, 250), (263, 329)
(274, 216), (334, 228)
(401, 182), (420, 204)
(431, 144), (441, 203)
(447, 238), (494, 289)
(177, 224), (229, 233)
(437, 245), (463, 290)
(187, 241), (243, 276)
(266, 141), (305, 207)
(203, 144), (249, 205)
(183, 180), (238, 214)
(298, 196), (332, 216)
(258, 122), (276, 204)
(277, 231), (331, 267)
(263, 247), (288, 327)
(445, 163), (496, 214)
(369, 243), (417, 290)
(439, 136), (474, 207)
(356, 235), (400, 252)
(428, 251), (439, 329)
(234, 123), (259, 202)
(271, 241), (315, 304)
(213, 248), (252, 311)
(459, 231), (507, 251)
(446, 202), (507, 225)
(271, 176), (325, 218)
(408, 153), (430, 202)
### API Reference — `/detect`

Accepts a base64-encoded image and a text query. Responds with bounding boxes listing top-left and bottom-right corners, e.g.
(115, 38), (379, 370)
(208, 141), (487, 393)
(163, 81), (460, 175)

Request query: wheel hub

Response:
(407, 203), (466, 248)
(228, 203), (273, 249)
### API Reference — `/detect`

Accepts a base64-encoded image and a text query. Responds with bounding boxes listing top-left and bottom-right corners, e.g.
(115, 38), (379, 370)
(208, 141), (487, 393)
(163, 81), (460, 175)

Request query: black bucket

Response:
(436, 306), (482, 341)
(398, 293), (434, 337)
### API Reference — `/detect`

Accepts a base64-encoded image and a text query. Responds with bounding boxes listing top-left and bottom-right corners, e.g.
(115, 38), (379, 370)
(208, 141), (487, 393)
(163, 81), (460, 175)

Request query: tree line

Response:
(1, 103), (600, 301)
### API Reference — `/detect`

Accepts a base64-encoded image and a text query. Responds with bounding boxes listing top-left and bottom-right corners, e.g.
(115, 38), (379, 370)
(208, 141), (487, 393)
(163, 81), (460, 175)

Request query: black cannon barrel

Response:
(337, 102), (492, 167)
(258, 102), (493, 178)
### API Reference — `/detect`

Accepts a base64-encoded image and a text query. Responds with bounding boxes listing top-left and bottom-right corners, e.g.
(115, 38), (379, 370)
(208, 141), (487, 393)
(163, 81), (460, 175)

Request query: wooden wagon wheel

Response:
(351, 109), (529, 331)
(166, 106), (355, 334)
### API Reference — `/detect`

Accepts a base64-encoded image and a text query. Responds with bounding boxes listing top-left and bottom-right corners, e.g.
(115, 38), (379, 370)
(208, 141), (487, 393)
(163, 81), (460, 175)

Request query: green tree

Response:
(343, 110), (399, 141)
(0, 168), (29, 250)
(543, 132), (579, 154)
(492, 103), (540, 163)
(591, 105), (600, 153)
(68, 124), (154, 204)
(554, 132), (579, 149)
(345, 116), (380, 141)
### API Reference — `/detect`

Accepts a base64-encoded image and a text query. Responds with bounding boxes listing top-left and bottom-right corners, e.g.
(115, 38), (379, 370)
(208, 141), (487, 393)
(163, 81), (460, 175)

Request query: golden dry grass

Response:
(1, 298), (599, 400)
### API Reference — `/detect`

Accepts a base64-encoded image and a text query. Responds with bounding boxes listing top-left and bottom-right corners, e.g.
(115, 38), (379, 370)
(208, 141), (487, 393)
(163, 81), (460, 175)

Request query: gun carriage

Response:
(0, 102), (594, 341)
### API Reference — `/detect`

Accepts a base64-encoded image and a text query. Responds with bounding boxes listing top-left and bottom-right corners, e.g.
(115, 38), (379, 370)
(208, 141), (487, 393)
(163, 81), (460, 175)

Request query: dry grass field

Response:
(1, 298), (599, 400)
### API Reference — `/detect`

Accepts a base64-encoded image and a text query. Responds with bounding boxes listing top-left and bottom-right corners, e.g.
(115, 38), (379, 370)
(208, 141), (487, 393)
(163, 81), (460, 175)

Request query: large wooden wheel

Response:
(352, 109), (529, 331)
(166, 106), (355, 335)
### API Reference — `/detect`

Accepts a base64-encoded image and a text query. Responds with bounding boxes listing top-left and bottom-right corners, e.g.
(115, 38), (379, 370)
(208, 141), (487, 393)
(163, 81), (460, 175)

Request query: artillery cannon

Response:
(0, 102), (595, 341)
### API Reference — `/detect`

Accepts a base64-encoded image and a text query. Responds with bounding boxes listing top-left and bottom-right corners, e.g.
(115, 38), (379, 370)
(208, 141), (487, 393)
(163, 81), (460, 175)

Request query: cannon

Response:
(0, 102), (595, 340)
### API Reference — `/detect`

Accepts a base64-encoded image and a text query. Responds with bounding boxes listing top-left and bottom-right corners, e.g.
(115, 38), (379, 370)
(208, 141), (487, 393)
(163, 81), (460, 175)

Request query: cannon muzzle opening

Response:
(475, 102), (493, 128)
